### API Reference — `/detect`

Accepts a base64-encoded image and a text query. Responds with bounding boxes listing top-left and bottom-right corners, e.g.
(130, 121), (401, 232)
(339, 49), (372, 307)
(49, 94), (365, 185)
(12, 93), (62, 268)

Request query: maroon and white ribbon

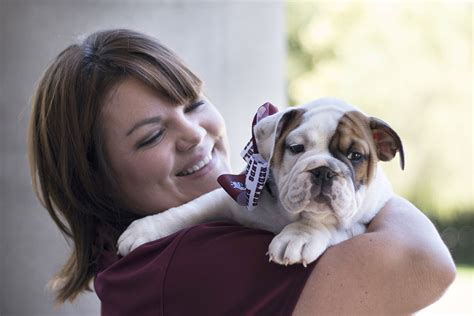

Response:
(218, 102), (278, 210)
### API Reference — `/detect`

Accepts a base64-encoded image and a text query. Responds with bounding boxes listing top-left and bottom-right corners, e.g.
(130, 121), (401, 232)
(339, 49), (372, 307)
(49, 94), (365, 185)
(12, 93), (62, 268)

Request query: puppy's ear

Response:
(254, 108), (304, 165)
(369, 117), (405, 170)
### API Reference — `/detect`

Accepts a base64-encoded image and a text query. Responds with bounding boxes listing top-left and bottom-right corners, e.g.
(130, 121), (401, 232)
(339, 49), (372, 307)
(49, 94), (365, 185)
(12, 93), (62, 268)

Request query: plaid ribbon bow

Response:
(217, 102), (279, 210)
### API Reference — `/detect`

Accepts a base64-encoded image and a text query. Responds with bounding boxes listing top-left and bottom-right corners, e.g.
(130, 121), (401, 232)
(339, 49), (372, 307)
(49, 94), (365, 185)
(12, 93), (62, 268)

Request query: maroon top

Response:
(95, 222), (316, 316)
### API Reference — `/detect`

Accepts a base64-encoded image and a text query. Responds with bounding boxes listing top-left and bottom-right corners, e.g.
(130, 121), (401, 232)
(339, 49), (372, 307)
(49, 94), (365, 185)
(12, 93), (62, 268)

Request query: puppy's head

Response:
(254, 98), (404, 226)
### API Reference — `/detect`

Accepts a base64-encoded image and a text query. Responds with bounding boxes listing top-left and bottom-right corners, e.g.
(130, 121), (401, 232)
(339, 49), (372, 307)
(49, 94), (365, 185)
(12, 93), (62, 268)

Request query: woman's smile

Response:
(177, 149), (214, 177)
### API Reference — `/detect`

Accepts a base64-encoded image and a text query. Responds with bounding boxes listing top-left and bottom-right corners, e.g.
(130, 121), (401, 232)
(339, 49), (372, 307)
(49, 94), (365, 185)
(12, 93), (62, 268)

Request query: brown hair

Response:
(28, 29), (202, 303)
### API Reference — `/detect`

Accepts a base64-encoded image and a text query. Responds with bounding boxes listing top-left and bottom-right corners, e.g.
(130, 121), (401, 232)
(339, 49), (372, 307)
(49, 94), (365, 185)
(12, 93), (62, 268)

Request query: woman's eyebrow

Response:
(127, 116), (162, 136)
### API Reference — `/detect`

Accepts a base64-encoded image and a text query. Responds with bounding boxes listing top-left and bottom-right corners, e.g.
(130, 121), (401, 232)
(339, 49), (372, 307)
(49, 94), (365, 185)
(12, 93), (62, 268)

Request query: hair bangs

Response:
(126, 52), (203, 106)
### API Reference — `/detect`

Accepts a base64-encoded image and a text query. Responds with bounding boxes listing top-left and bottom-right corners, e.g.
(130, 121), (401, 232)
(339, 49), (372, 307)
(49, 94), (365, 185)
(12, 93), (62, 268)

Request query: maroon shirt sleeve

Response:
(95, 222), (316, 316)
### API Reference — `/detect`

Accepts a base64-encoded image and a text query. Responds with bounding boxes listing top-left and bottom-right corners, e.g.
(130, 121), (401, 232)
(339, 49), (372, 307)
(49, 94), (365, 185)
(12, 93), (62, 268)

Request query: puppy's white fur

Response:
(118, 98), (402, 266)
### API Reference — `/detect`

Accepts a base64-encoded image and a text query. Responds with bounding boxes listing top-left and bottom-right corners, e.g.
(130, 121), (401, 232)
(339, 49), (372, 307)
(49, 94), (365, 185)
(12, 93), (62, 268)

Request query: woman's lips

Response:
(177, 151), (214, 177)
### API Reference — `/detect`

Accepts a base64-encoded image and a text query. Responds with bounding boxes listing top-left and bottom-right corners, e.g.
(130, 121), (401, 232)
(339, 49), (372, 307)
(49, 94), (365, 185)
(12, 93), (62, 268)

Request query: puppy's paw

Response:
(267, 223), (329, 267)
(117, 215), (168, 256)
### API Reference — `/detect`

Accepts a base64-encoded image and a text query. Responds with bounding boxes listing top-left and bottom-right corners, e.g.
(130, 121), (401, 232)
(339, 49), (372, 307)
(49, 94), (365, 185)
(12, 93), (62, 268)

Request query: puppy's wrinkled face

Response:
(254, 98), (403, 226)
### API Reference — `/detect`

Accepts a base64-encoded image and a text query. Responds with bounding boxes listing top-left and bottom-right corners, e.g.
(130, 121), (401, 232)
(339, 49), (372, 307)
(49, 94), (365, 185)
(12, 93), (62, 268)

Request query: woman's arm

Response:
(293, 196), (456, 315)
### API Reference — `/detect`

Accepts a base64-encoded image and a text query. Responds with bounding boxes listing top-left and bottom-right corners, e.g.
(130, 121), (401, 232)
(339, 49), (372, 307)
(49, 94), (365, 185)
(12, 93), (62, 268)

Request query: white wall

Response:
(0, 0), (285, 315)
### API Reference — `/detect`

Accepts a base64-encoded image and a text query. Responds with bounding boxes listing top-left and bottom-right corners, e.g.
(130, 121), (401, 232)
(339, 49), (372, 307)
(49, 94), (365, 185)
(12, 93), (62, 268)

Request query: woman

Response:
(29, 29), (455, 315)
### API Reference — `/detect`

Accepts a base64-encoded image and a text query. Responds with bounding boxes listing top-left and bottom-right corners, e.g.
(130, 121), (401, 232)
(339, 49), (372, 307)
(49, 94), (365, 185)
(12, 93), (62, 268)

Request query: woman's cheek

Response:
(208, 108), (227, 137)
(131, 146), (172, 181)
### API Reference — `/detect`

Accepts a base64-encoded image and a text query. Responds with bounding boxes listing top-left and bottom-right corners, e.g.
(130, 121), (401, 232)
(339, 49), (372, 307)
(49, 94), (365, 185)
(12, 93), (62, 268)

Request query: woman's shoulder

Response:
(95, 221), (315, 316)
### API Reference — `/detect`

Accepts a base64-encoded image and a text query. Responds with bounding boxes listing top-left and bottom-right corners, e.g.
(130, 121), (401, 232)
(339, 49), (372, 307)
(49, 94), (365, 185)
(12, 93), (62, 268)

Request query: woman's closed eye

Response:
(135, 100), (204, 149)
(184, 100), (205, 113)
(137, 130), (165, 149)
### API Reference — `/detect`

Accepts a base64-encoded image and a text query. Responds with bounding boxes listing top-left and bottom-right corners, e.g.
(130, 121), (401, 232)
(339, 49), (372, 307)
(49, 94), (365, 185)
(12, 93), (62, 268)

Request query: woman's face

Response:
(101, 78), (231, 215)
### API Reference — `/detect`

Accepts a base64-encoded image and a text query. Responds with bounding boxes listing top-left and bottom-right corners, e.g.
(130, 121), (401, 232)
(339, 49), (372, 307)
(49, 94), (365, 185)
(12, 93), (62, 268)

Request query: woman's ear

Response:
(369, 117), (405, 170)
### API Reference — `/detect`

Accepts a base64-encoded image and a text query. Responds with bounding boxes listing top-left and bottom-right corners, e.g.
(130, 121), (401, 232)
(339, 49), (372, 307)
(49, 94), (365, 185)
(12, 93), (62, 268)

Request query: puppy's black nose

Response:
(310, 166), (336, 186)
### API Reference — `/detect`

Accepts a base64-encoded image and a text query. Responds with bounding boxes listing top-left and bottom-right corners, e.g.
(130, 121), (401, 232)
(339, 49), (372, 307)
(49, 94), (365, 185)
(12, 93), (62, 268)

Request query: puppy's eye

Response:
(347, 151), (363, 162)
(287, 144), (305, 154)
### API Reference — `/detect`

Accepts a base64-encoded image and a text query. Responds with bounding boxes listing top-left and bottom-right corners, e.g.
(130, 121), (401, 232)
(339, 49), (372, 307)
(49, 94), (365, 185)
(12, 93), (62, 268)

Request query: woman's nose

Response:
(175, 118), (206, 152)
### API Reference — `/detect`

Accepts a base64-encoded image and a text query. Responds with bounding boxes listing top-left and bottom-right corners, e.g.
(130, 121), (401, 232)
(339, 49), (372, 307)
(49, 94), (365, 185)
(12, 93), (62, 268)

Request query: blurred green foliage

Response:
(286, 1), (473, 263)
(431, 212), (474, 265)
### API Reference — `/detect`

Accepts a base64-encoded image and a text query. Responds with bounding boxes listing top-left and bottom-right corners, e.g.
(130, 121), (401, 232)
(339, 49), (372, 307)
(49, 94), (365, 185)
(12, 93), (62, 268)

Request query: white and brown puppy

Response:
(118, 98), (404, 266)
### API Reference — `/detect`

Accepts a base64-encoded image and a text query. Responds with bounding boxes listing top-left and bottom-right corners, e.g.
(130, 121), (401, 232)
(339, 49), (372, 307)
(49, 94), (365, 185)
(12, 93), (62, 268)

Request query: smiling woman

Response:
(101, 77), (231, 214)
(28, 28), (228, 302)
(28, 29), (455, 315)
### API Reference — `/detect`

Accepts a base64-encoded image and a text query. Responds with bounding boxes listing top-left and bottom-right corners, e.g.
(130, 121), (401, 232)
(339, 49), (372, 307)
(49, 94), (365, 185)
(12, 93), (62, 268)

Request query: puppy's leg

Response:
(118, 188), (234, 256)
(268, 220), (334, 267)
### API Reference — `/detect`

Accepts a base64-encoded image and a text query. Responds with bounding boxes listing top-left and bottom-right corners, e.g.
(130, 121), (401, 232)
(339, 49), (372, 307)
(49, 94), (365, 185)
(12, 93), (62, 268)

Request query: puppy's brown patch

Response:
(270, 109), (305, 168)
(329, 111), (378, 188)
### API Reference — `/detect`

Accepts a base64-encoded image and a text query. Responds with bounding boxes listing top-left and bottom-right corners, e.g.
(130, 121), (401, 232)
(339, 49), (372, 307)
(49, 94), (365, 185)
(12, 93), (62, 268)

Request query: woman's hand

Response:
(293, 196), (456, 315)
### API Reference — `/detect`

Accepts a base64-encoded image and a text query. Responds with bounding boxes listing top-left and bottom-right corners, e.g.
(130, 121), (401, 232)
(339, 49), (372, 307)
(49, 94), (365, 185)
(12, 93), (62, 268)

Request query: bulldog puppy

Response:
(118, 98), (404, 266)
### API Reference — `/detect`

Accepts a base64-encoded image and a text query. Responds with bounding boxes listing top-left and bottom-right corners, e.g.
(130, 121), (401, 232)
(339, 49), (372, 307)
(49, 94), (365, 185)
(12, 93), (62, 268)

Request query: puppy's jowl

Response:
(118, 98), (404, 266)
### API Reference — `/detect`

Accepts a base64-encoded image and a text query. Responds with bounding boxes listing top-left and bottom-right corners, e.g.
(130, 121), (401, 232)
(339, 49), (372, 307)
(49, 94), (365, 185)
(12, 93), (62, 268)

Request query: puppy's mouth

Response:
(176, 151), (213, 177)
(313, 193), (332, 204)
(311, 185), (335, 206)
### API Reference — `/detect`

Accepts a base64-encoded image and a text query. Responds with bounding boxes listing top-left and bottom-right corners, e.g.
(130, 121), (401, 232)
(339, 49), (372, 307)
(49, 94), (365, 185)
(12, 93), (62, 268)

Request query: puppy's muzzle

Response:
(310, 166), (336, 203)
(311, 166), (336, 186)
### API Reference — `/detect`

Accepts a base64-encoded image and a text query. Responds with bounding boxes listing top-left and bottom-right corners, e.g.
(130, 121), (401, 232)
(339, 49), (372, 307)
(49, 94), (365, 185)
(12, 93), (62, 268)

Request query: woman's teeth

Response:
(179, 153), (212, 176)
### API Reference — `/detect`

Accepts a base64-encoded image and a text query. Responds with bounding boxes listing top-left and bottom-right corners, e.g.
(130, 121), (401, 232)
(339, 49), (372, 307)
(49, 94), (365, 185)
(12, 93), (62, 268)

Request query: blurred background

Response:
(1, 0), (472, 315)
